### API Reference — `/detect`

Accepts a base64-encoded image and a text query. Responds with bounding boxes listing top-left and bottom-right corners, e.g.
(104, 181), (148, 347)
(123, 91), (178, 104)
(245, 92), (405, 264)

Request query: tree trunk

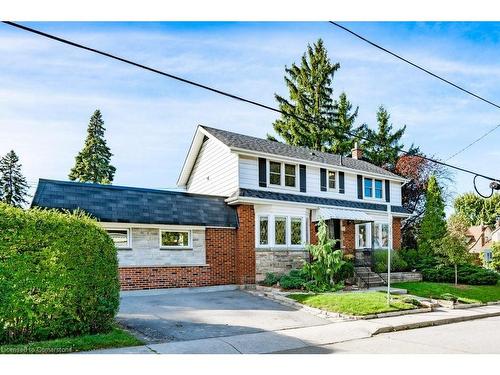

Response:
(455, 264), (458, 286)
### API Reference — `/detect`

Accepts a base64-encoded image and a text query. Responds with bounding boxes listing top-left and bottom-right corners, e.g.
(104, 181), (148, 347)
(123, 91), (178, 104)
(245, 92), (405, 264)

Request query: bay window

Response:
(355, 223), (371, 249)
(274, 216), (287, 245)
(256, 214), (305, 248)
(373, 223), (389, 248)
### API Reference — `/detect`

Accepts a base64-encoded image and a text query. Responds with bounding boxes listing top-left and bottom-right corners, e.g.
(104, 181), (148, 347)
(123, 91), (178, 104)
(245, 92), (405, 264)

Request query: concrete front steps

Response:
(355, 266), (387, 288)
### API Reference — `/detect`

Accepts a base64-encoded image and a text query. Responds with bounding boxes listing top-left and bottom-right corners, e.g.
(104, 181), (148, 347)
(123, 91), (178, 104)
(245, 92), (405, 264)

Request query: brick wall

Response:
(119, 227), (237, 290)
(235, 204), (256, 285)
(342, 220), (355, 255)
(392, 217), (402, 250)
(310, 218), (318, 245)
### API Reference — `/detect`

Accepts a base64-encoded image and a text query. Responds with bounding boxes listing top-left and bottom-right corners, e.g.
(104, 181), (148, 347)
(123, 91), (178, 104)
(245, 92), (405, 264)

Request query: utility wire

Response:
(329, 21), (500, 161)
(446, 123), (500, 161)
(3, 21), (499, 184)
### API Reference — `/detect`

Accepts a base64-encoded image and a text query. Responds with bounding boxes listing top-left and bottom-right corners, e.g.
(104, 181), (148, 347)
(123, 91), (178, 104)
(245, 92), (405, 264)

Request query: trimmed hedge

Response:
(421, 264), (499, 285)
(0, 203), (119, 344)
(373, 250), (409, 273)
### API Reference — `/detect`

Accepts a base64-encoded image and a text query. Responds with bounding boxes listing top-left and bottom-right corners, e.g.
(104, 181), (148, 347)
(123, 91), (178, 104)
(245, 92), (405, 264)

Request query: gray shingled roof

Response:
(234, 188), (410, 214)
(32, 179), (238, 227)
(201, 126), (402, 179)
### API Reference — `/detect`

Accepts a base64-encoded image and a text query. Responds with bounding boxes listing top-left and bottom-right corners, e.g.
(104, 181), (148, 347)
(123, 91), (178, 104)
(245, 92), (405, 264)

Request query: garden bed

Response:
(0, 326), (143, 354)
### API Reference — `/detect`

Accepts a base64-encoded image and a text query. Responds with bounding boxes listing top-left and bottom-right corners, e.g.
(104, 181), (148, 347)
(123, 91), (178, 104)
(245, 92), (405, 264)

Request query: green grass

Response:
(0, 327), (143, 354)
(288, 292), (418, 316)
(393, 281), (500, 304)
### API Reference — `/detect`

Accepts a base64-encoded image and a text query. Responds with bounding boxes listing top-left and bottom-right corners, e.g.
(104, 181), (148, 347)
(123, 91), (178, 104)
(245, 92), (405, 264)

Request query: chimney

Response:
(351, 142), (362, 160)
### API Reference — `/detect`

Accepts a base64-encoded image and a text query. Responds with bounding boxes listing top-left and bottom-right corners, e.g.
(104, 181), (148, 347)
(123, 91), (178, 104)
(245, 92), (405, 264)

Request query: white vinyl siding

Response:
(238, 155), (402, 205)
(187, 137), (238, 196)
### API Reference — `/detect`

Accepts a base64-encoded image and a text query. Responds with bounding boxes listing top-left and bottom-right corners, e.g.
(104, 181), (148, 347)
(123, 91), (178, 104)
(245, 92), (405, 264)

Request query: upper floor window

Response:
(328, 170), (336, 190)
(284, 164), (296, 187)
(268, 160), (297, 188)
(269, 161), (281, 185)
(364, 178), (383, 199)
(106, 229), (130, 249)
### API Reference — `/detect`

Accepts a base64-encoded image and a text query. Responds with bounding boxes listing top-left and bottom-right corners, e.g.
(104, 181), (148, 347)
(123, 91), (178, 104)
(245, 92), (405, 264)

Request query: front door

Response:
(326, 219), (341, 249)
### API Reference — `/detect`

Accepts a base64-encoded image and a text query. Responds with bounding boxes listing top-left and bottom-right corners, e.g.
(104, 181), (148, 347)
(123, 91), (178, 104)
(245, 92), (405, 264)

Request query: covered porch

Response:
(311, 207), (396, 268)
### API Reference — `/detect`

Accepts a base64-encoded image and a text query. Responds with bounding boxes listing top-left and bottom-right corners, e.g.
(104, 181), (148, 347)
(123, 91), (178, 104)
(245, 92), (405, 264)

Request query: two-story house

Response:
(32, 125), (411, 290)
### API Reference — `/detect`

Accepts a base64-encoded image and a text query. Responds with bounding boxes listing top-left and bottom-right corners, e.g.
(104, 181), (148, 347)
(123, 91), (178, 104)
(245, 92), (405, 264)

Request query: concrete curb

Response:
(372, 310), (500, 335)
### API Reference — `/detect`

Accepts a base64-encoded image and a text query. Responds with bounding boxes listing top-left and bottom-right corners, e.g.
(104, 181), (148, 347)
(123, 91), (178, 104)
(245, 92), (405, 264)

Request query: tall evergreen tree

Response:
(69, 109), (116, 184)
(418, 175), (447, 255)
(331, 92), (365, 155)
(0, 150), (29, 207)
(362, 106), (406, 170)
(271, 39), (340, 152)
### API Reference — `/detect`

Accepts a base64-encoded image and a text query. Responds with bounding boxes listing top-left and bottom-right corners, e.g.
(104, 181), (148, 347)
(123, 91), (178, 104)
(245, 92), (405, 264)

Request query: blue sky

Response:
(1, 22), (499, 205)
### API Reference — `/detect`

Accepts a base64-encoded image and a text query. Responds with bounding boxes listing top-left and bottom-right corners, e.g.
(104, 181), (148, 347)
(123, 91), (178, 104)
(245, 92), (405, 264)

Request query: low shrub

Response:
(421, 263), (499, 285)
(260, 272), (281, 287)
(399, 248), (421, 270)
(333, 259), (355, 283)
(0, 204), (120, 344)
(373, 250), (409, 273)
(279, 270), (308, 290)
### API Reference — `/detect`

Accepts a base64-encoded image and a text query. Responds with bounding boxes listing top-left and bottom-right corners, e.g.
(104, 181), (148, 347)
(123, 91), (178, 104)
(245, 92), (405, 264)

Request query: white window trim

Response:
(257, 215), (270, 247)
(159, 229), (193, 250)
(256, 214), (306, 249)
(106, 228), (131, 250)
(363, 177), (384, 200)
(327, 170), (337, 192)
(267, 160), (299, 190)
(373, 222), (390, 249)
(355, 223), (372, 249)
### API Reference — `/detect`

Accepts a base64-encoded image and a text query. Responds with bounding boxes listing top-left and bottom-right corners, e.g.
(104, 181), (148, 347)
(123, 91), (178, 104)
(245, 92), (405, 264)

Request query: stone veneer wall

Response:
(379, 272), (422, 283)
(118, 228), (206, 267)
(255, 249), (309, 282)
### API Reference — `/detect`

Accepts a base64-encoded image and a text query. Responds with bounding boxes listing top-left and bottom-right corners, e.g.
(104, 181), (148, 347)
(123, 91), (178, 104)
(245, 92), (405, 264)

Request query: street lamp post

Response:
(387, 204), (392, 305)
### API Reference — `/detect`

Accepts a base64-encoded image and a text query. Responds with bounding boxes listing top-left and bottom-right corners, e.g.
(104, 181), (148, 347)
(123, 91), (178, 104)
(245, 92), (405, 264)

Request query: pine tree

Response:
(0, 150), (29, 207)
(271, 39), (340, 152)
(362, 106), (406, 170)
(418, 175), (447, 255)
(69, 109), (116, 184)
(331, 92), (365, 155)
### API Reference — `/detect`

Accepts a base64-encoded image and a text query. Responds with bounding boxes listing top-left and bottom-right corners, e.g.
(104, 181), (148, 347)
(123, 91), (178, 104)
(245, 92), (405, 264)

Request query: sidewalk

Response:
(87, 304), (500, 354)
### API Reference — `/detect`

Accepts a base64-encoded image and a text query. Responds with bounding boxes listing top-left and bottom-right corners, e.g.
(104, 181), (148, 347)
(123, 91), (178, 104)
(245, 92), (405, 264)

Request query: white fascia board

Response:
(226, 195), (411, 217)
(229, 147), (408, 183)
(100, 222), (207, 230)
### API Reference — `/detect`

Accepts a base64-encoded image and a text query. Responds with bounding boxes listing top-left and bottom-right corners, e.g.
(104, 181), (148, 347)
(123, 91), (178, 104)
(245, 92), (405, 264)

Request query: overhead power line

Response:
(329, 21), (500, 161)
(3, 21), (499, 184)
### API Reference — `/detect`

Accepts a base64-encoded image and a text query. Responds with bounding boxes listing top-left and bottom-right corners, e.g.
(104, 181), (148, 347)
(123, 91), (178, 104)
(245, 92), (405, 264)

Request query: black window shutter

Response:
(258, 158), (267, 187)
(338, 171), (345, 194)
(299, 164), (306, 192)
(385, 180), (390, 202)
(357, 175), (363, 199)
(320, 168), (327, 191)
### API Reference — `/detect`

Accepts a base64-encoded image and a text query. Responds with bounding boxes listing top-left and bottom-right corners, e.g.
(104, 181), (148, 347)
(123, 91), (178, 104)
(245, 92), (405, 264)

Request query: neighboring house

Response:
(32, 125), (411, 290)
(467, 219), (500, 263)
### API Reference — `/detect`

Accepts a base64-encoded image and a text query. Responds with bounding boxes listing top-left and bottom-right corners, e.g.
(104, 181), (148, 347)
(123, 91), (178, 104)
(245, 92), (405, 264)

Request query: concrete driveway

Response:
(117, 286), (330, 343)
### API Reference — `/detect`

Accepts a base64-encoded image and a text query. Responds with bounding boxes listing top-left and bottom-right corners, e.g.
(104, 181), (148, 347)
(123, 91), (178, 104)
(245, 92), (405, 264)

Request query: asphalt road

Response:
(273, 315), (500, 354)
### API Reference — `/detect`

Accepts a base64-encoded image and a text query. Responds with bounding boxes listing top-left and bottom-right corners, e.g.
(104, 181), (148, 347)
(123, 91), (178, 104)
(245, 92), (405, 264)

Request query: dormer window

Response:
(268, 160), (297, 188)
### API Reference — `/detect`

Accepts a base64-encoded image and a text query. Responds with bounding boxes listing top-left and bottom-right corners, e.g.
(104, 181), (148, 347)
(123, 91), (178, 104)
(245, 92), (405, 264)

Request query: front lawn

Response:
(289, 292), (418, 316)
(0, 326), (143, 354)
(393, 281), (500, 304)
